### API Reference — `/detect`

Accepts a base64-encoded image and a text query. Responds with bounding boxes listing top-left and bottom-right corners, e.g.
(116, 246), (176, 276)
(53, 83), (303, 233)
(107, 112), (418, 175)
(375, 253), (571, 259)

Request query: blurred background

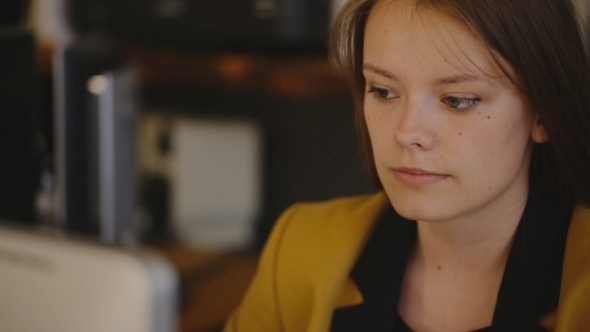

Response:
(4, 0), (590, 331)
(20, 0), (377, 246)
(1, 0), (376, 331)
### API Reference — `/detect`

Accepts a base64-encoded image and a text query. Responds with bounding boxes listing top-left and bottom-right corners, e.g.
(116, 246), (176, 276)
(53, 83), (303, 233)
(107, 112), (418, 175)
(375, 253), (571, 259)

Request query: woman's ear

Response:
(531, 115), (549, 143)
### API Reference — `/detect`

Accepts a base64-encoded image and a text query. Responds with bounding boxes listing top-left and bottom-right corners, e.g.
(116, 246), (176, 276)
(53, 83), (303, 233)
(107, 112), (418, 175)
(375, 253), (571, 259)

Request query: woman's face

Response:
(363, 0), (547, 223)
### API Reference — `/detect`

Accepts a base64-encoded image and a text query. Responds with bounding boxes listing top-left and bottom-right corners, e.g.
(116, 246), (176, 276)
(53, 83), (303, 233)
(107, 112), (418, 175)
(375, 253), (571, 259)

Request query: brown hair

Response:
(330, 0), (590, 204)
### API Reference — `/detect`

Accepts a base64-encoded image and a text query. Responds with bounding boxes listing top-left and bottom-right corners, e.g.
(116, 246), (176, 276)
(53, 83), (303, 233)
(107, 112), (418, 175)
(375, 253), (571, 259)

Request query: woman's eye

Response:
(442, 96), (480, 110)
(368, 86), (396, 100)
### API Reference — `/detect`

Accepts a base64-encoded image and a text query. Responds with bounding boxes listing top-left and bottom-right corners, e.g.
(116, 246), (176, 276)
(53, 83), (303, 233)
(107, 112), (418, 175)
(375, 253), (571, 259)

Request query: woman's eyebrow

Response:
(363, 63), (491, 85)
(362, 63), (398, 80)
(434, 74), (486, 85)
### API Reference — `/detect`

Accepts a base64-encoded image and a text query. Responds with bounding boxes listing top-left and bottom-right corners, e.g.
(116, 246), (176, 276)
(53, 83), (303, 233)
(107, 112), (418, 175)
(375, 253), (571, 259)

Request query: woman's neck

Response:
(412, 182), (528, 272)
(398, 195), (528, 332)
(414, 197), (526, 273)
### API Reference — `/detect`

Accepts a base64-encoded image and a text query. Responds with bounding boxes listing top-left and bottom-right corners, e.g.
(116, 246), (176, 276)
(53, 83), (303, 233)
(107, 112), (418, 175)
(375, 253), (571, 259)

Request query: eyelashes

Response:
(441, 96), (481, 110)
(366, 84), (481, 112)
(367, 86), (397, 100)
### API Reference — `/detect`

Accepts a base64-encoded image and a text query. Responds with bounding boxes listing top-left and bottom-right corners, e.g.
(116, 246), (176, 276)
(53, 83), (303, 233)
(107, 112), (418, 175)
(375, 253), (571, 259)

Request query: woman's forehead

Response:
(365, 0), (511, 83)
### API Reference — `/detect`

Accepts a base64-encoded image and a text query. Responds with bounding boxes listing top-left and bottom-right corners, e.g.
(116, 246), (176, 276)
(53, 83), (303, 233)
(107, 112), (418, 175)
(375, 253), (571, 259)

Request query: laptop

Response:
(0, 223), (178, 332)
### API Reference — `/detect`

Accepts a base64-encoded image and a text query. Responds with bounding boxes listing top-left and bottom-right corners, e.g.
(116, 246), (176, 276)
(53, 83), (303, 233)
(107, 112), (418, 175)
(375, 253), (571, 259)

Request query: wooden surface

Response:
(151, 243), (258, 332)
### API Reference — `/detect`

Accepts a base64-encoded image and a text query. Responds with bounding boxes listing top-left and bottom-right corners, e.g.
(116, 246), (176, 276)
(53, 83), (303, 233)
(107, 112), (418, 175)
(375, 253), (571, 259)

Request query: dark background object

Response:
(0, 0), (30, 27)
(0, 28), (40, 223)
(67, 0), (331, 53)
(140, 175), (172, 240)
(58, 34), (140, 244)
(59, 36), (122, 236)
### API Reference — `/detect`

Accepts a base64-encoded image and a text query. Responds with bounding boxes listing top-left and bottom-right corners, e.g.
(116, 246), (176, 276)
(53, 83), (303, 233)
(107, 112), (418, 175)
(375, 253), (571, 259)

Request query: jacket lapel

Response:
(276, 192), (390, 332)
(335, 278), (363, 308)
(331, 208), (416, 331)
(490, 190), (572, 331)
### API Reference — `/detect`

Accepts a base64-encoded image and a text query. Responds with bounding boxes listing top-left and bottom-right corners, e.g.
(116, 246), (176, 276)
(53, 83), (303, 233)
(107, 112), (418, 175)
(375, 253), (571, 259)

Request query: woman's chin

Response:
(388, 194), (459, 223)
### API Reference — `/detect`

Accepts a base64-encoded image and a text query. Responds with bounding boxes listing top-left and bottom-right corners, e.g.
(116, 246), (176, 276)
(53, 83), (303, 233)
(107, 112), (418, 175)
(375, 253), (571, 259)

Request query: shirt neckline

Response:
(330, 189), (573, 331)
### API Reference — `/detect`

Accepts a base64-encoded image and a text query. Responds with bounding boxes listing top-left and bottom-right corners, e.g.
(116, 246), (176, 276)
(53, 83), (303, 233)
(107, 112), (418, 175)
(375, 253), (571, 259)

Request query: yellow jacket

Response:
(224, 192), (590, 331)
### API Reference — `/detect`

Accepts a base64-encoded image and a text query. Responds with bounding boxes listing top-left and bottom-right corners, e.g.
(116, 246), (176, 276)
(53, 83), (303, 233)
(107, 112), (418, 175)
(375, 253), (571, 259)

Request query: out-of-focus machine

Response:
(0, 223), (178, 332)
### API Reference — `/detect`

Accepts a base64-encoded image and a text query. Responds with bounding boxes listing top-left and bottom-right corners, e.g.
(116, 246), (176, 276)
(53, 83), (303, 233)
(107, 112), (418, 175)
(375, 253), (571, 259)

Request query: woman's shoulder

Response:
(223, 193), (390, 331)
(554, 204), (590, 330)
(562, 204), (590, 287)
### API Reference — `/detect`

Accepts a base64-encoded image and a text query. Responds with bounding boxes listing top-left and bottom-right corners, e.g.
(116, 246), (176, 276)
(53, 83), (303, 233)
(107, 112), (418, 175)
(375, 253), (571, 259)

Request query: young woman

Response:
(224, 0), (590, 331)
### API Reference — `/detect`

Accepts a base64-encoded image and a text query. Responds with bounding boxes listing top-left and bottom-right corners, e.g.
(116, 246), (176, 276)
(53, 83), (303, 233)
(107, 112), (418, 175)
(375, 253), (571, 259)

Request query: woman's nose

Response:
(393, 100), (436, 151)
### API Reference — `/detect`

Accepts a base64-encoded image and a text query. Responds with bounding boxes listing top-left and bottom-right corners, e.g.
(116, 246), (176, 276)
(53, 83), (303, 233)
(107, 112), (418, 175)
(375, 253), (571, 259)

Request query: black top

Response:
(330, 189), (573, 332)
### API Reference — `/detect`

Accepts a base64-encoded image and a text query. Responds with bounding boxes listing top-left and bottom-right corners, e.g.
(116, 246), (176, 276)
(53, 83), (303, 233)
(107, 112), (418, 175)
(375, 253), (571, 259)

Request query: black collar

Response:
(331, 190), (573, 332)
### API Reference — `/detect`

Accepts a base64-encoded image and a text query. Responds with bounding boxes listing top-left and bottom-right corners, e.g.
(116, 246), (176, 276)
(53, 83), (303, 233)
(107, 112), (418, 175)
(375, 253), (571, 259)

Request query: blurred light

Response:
(153, 0), (189, 19)
(87, 75), (109, 95)
(252, 0), (277, 19)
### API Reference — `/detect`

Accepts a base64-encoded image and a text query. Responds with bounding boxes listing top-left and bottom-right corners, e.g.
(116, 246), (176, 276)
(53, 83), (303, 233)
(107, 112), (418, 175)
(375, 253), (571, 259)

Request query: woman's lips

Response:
(391, 168), (449, 186)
